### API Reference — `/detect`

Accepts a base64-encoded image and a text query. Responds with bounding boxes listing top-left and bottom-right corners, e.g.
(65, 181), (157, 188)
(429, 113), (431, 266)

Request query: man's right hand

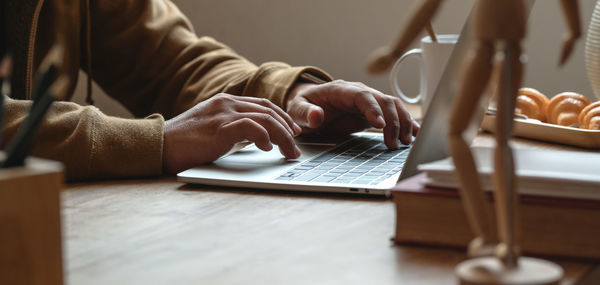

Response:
(163, 93), (302, 174)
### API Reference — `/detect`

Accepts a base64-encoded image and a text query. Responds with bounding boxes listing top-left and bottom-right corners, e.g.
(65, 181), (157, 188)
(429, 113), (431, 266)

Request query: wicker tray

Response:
(481, 114), (600, 149)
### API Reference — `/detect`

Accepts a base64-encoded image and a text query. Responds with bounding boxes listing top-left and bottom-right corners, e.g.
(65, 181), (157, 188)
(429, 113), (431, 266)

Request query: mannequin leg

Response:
(448, 40), (498, 257)
(493, 42), (523, 268)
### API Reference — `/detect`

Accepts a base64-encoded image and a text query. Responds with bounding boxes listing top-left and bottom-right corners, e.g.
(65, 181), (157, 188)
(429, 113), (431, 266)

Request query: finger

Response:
(349, 82), (402, 148)
(233, 96), (301, 135)
(233, 100), (296, 136)
(412, 118), (421, 136)
(303, 81), (386, 128)
(318, 114), (372, 135)
(243, 112), (301, 158)
(351, 90), (386, 129)
(376, 96), (401, 149)
(412, 118), (420, 135)
(352, 80), (414, 144)
(221, 118), (273, 152)
(394, 99), (414, 145)
(346, 82), (397, 130)
(366, 96), (399, 149)
(287, 95), (325, 129)
(290, 81), (386, 129)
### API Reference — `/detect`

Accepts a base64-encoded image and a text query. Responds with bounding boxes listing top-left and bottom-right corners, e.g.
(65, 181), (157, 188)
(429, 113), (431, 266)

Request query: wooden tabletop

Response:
(61, 105), (598, 284)
(62, 176), (597, 285)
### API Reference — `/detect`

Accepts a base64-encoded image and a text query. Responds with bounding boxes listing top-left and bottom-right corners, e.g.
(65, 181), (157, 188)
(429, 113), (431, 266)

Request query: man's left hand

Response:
(286, 79), (420, 149)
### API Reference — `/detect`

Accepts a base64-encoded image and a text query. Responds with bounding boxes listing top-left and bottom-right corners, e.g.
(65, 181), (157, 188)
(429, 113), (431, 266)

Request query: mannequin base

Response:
(455, 256), (563, 285)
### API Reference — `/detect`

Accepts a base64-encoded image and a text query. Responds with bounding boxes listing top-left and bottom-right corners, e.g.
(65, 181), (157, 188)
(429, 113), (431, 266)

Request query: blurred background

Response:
(71, 0), (597, 118)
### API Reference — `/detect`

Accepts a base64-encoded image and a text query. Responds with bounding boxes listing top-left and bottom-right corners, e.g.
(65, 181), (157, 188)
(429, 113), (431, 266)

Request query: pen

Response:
(0, 55), (12, 148)
(1, 64), (56, 168)
(30, 64), (57, 105)
(1, 89), (54, 168)
(0, 87), (4, 149)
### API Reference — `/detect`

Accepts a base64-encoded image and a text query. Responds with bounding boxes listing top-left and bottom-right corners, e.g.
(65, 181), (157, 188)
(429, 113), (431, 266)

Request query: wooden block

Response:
(0, 155), (64, 285)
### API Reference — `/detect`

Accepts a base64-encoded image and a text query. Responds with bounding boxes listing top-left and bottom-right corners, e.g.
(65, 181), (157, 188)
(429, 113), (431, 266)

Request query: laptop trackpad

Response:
(215, 142), (333, 169)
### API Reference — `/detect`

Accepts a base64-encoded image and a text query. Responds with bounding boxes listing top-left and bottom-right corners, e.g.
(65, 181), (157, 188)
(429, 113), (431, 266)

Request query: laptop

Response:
(177, 2), (532, 195)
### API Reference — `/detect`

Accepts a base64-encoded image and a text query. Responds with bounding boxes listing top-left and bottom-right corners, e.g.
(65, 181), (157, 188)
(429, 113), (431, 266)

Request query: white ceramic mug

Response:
(390, 34), (458, 114)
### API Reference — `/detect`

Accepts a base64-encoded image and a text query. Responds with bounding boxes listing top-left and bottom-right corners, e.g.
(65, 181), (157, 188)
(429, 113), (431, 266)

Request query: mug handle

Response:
(389, 48), (425, 104)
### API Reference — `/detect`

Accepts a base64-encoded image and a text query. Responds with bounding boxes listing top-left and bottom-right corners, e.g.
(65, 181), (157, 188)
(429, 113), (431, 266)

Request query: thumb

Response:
(288, 98), (325, 129)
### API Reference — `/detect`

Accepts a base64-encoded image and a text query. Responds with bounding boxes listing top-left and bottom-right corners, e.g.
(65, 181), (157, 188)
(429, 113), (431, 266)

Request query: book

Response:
(417, 147), (600, 200)
(391, 173), (600, 260)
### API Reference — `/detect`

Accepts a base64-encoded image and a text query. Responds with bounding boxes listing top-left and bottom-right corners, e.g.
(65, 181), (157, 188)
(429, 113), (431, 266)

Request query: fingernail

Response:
(389, 139), (399, 150)
(294, 146), (302, 157)
(266, 143), (274, 151)
(376, 115), (386, 127)
(293, 123), (302, 136)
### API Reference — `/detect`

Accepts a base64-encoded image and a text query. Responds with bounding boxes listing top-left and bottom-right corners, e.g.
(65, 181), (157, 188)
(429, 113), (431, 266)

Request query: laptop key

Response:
(353, 179), (374, 185)
(294, 172), (322, 182)
(313, 176), (335, 183)
(275, 176), (294, 181)
(332, 178), (354, 183)
(275, 135), (411, 185)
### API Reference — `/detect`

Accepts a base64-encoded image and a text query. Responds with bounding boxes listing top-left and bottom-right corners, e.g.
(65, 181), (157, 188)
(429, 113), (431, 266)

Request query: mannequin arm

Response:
(367, 0), (443, 74)
(558, 0), (581, 66)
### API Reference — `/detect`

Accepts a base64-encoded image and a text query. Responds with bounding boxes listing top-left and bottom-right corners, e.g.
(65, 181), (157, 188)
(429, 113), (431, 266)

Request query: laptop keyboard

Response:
(275, 136), (410, 185)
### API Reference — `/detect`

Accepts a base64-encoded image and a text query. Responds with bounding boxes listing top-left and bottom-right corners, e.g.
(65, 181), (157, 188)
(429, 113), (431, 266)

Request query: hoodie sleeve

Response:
(3, 0), (333, 181)
(87, 0), (333, 119)
(2, 95), (164, 181)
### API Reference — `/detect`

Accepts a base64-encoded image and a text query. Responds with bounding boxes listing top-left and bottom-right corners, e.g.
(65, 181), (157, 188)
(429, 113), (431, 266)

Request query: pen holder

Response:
(0, 153), (64, 285)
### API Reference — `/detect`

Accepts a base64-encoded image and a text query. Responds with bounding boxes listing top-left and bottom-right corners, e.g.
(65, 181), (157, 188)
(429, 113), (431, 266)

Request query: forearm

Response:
(560, 0), (581, 38)
(3, 96), (164, 181)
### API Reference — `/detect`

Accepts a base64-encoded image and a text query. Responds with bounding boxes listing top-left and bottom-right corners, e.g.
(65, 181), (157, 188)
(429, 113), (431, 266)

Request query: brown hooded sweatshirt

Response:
(1, 0), (332, 180)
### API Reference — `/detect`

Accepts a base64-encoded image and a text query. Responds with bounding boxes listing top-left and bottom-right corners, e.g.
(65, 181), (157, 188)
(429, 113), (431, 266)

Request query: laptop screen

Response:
(399, 0), (536, 180)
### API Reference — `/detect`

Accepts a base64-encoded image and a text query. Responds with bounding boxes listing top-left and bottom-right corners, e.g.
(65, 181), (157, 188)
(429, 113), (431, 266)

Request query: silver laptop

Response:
(177, 4), (516, 195)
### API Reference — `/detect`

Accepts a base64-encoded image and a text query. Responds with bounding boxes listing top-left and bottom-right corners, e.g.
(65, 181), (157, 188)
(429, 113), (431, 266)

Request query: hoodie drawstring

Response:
(84, 0), (94, 105)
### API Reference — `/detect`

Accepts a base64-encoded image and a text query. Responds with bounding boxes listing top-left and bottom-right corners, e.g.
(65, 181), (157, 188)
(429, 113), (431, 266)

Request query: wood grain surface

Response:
(62, 178), (596, 285)
(61, 105), (597, 284)
(0, 157), (64, 285)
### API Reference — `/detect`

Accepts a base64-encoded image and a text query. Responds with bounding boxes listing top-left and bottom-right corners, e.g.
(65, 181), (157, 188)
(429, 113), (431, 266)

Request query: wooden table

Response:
(61, 106), (599, 284)
(62, 152), (598, 284)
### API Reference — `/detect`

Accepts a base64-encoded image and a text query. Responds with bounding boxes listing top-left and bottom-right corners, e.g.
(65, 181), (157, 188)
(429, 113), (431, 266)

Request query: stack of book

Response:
(392, 147), (600, 259)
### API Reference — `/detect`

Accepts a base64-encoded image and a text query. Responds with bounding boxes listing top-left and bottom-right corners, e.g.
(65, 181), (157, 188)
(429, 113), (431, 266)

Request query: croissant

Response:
(546, 92), (591, 126)
(515, 88), (549, 121)
(578, 101), (600, 130)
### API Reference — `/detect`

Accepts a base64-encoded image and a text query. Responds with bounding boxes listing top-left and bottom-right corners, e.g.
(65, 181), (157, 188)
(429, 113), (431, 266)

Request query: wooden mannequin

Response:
(369, 0), (581, 283)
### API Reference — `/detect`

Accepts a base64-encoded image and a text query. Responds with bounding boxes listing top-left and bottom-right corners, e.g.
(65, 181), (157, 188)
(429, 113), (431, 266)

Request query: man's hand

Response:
(286, 80), (420, 149)
(163, 93), (302, 174)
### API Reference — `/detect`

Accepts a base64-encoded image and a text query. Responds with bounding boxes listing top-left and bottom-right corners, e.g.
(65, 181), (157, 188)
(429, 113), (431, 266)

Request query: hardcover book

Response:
(392, 173), (600, 260)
